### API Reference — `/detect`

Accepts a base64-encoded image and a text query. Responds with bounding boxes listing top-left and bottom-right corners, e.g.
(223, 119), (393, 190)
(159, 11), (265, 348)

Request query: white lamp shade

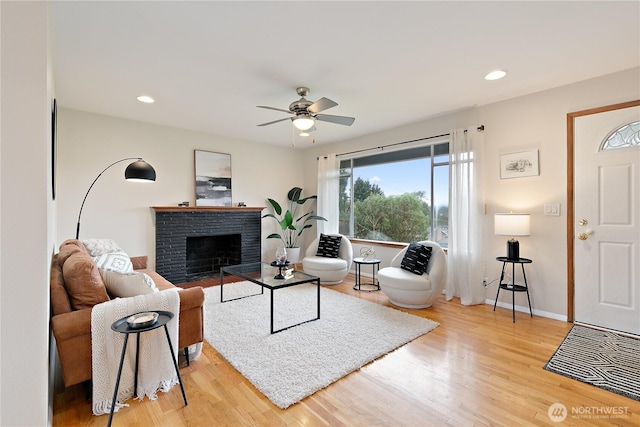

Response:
(293, 116), (315, 130)
(494, 213), (530, 236)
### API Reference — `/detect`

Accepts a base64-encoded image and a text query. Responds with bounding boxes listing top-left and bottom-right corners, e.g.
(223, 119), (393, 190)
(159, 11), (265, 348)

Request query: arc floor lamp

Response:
(75, 157), (156, 239)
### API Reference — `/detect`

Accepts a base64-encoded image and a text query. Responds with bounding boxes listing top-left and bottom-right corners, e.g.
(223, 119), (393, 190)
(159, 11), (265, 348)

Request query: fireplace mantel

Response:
(152, 206), (265, 213)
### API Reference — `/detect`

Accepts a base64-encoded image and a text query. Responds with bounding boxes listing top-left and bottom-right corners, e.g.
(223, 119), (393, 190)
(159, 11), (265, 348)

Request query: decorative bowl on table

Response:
(126, 312), (159, 329)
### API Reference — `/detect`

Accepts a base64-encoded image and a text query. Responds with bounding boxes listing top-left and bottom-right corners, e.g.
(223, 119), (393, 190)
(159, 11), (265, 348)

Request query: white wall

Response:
(303, 67), (639, 320)
(0, 1), (53, 425)
(56, 108), (307, 266)
(479, 67), (638, 318)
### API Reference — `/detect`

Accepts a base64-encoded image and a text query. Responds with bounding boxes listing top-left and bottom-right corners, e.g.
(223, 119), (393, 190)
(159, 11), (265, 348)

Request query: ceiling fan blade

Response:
(308, 97), (338, 113)
(257, 117), (291, 127)
(315, 114), (355, 126)
(257, 105), (293, 114)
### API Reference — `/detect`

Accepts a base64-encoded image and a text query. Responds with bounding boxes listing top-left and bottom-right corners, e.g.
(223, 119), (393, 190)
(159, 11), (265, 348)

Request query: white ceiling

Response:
(51, 1), (640, 148)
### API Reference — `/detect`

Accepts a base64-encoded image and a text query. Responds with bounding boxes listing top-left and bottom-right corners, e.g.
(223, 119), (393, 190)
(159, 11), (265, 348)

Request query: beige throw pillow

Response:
(99, 268), (159, 298)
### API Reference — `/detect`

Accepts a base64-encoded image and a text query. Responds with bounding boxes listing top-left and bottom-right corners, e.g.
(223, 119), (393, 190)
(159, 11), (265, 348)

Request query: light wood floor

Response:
(53, 274), (640, 426)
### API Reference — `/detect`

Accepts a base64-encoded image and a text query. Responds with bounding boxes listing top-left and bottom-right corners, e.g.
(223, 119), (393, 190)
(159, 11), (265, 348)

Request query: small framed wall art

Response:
(194, 150), (232, 206)
(500, 149), (539, 179)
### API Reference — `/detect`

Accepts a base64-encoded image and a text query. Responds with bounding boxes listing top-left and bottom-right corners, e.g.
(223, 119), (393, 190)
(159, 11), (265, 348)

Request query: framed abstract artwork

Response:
(194, 150), (232, 206)
(500, 149), (539, 179)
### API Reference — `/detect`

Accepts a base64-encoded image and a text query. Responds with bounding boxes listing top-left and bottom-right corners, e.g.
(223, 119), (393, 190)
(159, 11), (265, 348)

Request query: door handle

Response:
(577, 229), (594, 240)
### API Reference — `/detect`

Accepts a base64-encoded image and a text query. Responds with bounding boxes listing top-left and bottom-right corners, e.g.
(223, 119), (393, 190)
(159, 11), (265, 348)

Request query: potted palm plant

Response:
(263, 186), (327, 263)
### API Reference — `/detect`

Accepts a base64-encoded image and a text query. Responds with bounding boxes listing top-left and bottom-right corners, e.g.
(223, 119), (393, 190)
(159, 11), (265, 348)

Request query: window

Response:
(601, 120), (640, 150)
(339, 142), (450, 248)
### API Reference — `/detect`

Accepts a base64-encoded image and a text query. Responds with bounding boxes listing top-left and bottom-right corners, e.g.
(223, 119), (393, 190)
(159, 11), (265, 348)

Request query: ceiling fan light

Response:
(293, 116), (315, 131)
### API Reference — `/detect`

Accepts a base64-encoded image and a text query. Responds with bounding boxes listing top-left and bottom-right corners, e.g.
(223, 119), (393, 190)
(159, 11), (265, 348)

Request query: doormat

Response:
(544, 325), (640, 401)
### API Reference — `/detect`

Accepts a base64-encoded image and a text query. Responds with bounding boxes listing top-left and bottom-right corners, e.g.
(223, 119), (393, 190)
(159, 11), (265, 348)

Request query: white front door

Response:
(574, 105), (640, 335)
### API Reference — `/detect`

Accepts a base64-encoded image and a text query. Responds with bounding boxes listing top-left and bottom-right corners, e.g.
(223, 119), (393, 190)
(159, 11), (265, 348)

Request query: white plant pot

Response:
(286, 247), (301, 264)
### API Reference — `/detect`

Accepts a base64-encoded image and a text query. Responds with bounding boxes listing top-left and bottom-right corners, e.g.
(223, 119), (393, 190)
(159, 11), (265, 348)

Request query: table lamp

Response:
(494, 213), (530, 260)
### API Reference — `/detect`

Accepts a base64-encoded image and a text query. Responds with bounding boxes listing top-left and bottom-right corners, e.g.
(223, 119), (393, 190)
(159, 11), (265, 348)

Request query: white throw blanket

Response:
(91, 290), (180, 416)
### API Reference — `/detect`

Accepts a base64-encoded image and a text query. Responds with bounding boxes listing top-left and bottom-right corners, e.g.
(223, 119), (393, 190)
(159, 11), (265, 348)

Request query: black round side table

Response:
(493, 257), (533, 323)
(353, 257), (381, 292)
(108, 310), (188, 427)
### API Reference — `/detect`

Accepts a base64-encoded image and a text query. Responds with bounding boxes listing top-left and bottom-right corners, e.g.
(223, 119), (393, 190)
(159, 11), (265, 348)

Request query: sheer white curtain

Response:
(446, 128), (485, 305)
(316, 153), (339, 235)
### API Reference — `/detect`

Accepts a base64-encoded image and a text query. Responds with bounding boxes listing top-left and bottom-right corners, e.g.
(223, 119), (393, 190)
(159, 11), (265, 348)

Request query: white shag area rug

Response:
(203, 281), (439, 409)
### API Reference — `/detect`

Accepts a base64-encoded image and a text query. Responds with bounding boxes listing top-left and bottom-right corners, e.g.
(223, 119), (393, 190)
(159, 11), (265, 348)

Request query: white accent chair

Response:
(302, 235), (353, 285)
(378, 241), (447, 309)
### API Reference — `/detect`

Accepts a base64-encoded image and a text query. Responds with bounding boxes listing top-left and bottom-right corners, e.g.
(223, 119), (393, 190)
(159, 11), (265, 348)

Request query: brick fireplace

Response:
(153, 207), (263, 283)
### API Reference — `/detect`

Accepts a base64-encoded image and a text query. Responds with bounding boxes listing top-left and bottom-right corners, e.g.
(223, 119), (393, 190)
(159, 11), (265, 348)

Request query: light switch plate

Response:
(544, 203), (561, 216)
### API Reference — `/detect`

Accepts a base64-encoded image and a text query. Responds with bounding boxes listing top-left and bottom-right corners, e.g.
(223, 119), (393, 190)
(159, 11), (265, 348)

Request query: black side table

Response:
(493, 257), (533, 322)
(353, 257), (381, 292)
(109, 311), (188, 427)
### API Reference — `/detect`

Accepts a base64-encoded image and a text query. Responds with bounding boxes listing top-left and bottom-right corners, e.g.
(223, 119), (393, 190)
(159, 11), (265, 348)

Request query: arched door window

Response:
(601, 120), (640, 150)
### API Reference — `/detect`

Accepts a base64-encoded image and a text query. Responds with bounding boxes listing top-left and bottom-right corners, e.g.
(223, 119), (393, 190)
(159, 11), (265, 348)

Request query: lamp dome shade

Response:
(293, 115), (315, 131)
(124, 160), (156, 182)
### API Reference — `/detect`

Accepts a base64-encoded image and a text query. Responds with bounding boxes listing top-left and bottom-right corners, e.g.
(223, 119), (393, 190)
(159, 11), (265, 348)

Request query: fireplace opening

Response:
(186, 234), (241, 281)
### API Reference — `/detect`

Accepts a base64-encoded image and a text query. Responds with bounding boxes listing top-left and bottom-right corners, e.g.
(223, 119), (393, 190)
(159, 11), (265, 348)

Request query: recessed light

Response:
(299, 132), (310, 137)
(485, 70), (507, 81)
(137, 95), (155, 103)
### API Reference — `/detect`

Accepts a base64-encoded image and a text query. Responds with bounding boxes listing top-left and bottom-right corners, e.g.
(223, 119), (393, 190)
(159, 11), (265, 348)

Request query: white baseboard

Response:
(485, 299), (567, 322)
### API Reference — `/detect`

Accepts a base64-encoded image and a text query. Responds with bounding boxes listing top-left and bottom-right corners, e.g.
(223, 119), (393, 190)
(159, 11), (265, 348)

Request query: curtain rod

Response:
(319, 125), (484, 159)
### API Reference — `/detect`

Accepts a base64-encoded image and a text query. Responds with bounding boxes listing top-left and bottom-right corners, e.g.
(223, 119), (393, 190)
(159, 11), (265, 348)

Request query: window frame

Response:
(339, 140), (450, 245)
